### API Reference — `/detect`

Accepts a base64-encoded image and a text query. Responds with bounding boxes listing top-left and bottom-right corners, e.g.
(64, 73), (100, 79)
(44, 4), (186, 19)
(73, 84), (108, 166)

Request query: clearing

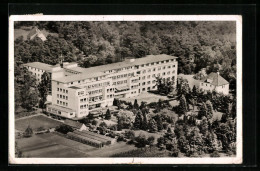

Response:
(16, 134), (88, 158)
(120, 92), (169, 105)
(15, 115), (62, 131)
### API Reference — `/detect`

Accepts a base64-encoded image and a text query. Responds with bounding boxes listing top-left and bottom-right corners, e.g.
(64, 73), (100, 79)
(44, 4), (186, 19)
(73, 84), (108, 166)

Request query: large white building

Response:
(199, 72), (229, 95)
(23, 62), (53, 83)
(24, 54), (178, 119)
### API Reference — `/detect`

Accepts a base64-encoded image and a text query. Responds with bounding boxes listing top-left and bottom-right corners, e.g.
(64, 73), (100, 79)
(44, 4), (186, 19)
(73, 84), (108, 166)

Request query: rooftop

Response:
(47, 104), (75, 113)
(64, 119), (85, 129)
(201, 72), (229, 86)
(54, 54), (177, 83)
(23, 62), (53, 72)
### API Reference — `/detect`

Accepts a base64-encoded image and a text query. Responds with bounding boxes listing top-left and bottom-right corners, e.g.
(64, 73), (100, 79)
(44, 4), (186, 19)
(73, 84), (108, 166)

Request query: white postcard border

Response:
(9, 15), (242, 164)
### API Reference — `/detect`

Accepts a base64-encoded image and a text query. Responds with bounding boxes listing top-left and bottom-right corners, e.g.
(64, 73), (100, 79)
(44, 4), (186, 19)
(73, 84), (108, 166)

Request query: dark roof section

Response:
(69, 86), (82, 90)
(64, 119), (85, 129)
(201, 72), (229, 86)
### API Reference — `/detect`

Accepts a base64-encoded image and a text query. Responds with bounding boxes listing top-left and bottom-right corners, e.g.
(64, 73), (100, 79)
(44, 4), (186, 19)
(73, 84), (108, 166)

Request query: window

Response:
(141, 64), (144, 67)
(163, 66), (166, 69)
(60, 88), (62, 92)
(147, 75), (151, 79)
(148, 81), (151, 84)
(142, 76), (145, 80)
(153, 68), (156, 71)
(57, 94), (59, 98)
(152, 74), (155, 78)
(146, 64), (149, 66)
(78, 81), (81, 83)
(142, 88), (146, 91)
(71, 82), (73, 85)
(60, 95), (62, 98)
(201, 83), (203, 86)
(58, 111), (61, 114)
(151, 63), (154, 65)
(163, 72), (166, 76)
(158, 67), (161, 70)
(66, 90), (68, 93)
(173, 65), (175, 68)
(157, 73), (161, 77)
(143, 70), (146, 74)
(168, 66), (171, 69)
(142, 82), (146, 85)
(167, 71), (170, 75)
(172, 70), (175, 74)
(57, 100), (59, 104)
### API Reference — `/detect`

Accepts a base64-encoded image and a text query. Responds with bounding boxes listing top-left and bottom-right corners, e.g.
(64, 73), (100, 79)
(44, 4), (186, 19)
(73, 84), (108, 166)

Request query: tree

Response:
(24, 125), (33, 137)
(206, 100), (214, 119)
(177, 95), (188, 116)
(156, 116), (164, 131)
(55, 124), (73, 134)
(135, 133), (148, 148)
(38, 72), (51, 109)
(148, 118), (158, 133)
(105, 109), (111, 120)
(147, 136), (155, 149)
(133, 110), (143, 130)
(133, 99), (139, 109)
(198, 102), (208, 119)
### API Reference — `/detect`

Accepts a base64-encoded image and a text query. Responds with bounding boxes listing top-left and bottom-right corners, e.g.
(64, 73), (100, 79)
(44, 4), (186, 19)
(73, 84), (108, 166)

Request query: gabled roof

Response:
(27, 27), (39, 38)
(64, 119), (85, 129)
(201, 72), (229, 86)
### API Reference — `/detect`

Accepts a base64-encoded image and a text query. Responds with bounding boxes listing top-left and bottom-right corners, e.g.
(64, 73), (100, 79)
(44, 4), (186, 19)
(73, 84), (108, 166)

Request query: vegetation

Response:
(55, 124), (73, 134)
(24, 125), (33, 137)
(38, 72), (51, 109)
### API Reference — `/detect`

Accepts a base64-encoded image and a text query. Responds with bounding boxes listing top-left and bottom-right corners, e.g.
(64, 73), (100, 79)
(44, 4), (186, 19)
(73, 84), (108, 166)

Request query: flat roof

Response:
(54, 54), (177, 83)
(47, 104), (74, 113)
(23, 62), (52, 71)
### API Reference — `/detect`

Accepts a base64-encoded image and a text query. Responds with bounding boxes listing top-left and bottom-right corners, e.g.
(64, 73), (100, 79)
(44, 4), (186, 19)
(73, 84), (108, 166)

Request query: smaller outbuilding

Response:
(64, 119), (88, 131)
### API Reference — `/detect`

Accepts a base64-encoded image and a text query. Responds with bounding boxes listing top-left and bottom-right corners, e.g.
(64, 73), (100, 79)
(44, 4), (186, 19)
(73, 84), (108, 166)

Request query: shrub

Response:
(117, 134), (125, 142)
(55, 124), (73, 134)
(210, 151), (220, 157)
(91, 120), (98, 126)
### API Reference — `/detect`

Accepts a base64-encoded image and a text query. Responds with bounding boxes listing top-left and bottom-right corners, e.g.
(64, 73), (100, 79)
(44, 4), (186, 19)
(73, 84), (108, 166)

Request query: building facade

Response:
(23, 62), (53, 83)
(199, 72), (229, 95)
(24, 54), (178, 119)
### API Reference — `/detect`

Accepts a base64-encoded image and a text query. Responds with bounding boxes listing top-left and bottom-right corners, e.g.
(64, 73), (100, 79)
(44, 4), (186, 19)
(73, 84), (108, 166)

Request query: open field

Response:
(17, 132), (138, 157)
(120, 92), (169, 105)
(16, 135), (88, 157)
(15, 115), (62, 131)
(37, 133), (96, 153)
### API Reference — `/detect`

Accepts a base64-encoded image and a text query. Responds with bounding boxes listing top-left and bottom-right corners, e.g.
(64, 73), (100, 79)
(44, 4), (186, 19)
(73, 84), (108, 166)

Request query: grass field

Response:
(120, 92), (169, 105)
(15, 115), (62, 131)
(17, 134), (89, 158)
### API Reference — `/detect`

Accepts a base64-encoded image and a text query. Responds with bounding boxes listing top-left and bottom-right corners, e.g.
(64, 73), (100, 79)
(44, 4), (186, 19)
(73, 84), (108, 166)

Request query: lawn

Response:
(37, 133), (95, 153)
(16, 134), (89, 158)
(120, 92), (169, 105)
(15, 115), (62, 131)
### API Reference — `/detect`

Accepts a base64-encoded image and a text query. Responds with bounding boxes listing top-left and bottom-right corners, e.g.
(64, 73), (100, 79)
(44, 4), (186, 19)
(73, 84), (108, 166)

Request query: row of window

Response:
(111, 72), (134, 80)
(80, 104), (88, 109)
(86, 81), (110, 89)
(57, 88), (68, 94)
(89, 96), (103, 102)
(107, 88), (115, 93)
(80, 98), (87, 103)
(113, 80), (127, 86)
(78, 91), (85, 96)
(57, 94), (68, 100)
(89, 89), (102, 95)
(57, 100), (68, 106)
(107, 94), (114, 99)
(28, 66), (45, 73)
(140, 71), (175, 80)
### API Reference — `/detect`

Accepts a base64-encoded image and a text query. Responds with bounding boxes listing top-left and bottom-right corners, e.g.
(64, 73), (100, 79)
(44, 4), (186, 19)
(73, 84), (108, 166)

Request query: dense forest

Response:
(14, 21), (236, 91)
